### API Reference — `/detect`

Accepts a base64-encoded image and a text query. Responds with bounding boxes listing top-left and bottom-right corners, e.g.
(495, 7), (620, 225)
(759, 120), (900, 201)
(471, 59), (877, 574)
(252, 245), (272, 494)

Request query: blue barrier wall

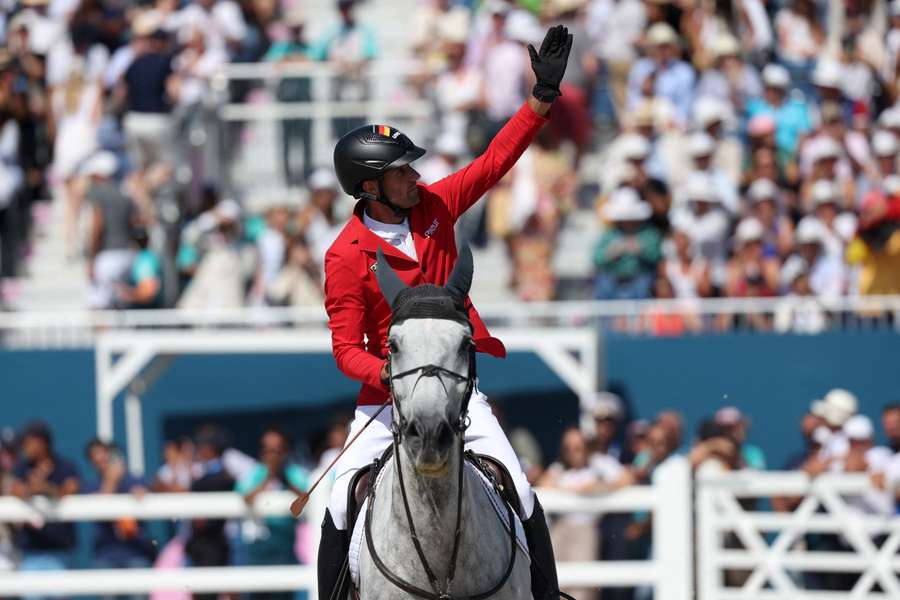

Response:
(1, 331), (899, 478)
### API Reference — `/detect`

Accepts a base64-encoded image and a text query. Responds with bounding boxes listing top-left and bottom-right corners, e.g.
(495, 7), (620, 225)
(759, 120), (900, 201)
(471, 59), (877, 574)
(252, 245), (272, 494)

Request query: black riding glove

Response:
(527, 25), (574, 103)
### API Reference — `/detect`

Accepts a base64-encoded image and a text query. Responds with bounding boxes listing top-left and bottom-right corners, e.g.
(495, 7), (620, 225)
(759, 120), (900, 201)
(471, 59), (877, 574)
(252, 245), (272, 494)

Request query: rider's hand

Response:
(528, 25), (574, 103)
(379, 361), (390, 387)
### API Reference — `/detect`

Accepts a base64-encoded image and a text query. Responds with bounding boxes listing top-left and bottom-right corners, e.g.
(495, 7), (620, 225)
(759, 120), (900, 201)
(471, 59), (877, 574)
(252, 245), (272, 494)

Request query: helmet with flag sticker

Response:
(333, 124), (426, 199)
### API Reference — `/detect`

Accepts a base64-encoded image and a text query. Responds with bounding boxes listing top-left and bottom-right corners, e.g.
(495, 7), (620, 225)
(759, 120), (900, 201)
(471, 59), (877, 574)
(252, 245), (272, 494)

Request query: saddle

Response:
(345, 448), (524, 537)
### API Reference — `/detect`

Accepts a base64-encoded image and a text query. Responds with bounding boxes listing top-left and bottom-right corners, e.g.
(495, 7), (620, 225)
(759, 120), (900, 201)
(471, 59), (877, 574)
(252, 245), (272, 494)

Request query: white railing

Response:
(3, 295), (900, 348)
(697, 469), (900, 600)
(0, 457), (692, 599)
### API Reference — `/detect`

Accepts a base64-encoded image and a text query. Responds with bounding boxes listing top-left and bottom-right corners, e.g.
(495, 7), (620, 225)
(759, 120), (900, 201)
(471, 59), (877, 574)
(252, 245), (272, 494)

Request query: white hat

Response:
(591, 391), (623, 420)
(216, 198), (242, 221)
(308, 167), (338, 192)
(872, 130), (899, 157)
(885, 175), (900, 196)
(824, 388), (858, 415)
(795, 216), (824, 244)
(762, 64), (790, 89)
(486, 0), (511, 15)
(810, 179), (839, 206)
(843, 414), (874, 441)
(438, 10), (470, 44)
(748, 178), (778, 203)
(504, 11), (542, 44)
(712, 33), (740, 58)
(688, 131), (716, 158)
(780, 255), (809, 286)
(602, 187), (652, 221)
(434, 131), (467, 157)
(714, 406), (745, 426)
(619, 133), (651, 160)
(809, 137), (842, 163)
(879, 107), (900, 129)
(81, 151), (118, 177)
(693, 96), (731, 129)
(735, 217), (765, 244)
(646, 22), (679, 46)
(812, 61), (844, 89)
(685, 172), (720, 203)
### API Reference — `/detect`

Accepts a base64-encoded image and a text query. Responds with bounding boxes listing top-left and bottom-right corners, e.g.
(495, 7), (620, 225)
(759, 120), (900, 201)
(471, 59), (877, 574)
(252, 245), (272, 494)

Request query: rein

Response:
(363, 346), (519, 599)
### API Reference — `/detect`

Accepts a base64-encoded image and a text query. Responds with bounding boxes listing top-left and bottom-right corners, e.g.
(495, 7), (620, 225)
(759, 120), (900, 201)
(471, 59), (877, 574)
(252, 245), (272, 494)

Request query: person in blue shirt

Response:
(746, 64), (813, 164)
(83, 439), (155, 598)
(308, 0), (379, 136)
(236, 428), (309, 600)
(626, 23), (696, 126)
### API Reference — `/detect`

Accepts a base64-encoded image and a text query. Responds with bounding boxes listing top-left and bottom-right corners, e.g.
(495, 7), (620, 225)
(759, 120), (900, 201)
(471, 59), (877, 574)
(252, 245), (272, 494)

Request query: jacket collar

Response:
(349, 200), (420, 264)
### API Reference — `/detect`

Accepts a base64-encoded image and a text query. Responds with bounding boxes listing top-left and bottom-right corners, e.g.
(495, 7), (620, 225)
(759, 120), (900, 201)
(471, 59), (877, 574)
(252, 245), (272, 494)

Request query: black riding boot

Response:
(318, 509), (351, 600)
(522, 499), (560, 600)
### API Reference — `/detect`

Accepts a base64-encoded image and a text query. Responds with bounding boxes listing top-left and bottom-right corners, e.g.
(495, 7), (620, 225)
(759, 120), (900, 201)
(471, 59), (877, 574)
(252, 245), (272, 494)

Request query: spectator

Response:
(811, 388), (859, 465)
(714, 406), (767, 470)
(808, 179), (857, 259)
(153, 437), (195, 493)
(309, 0), (379, 137)
(774, 257), (828, 334)
(185, 425), (235, 598)
(10, 422), (80, 590)
(85, 152), (135, 309)
(693, 96), (742, 184)
(746, 178), (795, 260)
(659, 227), (711, 302)
(298, 167), (348, 278)
(0, 430), (19, 572)
(430, 19), (483, 146)
(627, 23), (695, 126)
(695, 35), (762, 114)
(846, 188), (900, 295)
(686, 130), (739, 214)
(249, 199), (292, 306)
(881, 404), (900, 452)
(793, 216), (846, 297)
(772, 412), (826, 512)
(236, 428), (309, 600)
(116, 224), (162, 309)
(724, 217), (780, 302)
(589, 391), (624, 460)
(774, 0), (823, 93)
(118, 14), (174, 183)
(539, 428), (606, 600)
(266, 236), (323, 307)
(83, 439), (155, 591)
(746, 64), (813, 162)
(264, 9), (312, 186)
(670, 173), (729, 287)
(593, 187), (662, 300)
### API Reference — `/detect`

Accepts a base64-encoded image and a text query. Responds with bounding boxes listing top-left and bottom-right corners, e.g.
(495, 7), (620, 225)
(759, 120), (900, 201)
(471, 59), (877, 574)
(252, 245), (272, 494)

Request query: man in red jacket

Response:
(320, 25), (572, 600)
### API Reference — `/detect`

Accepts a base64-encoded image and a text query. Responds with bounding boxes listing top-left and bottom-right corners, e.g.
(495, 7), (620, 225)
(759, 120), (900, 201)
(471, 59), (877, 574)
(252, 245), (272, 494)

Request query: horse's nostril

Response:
(436, 421), (454, 448)
(404, 421), (420, 439)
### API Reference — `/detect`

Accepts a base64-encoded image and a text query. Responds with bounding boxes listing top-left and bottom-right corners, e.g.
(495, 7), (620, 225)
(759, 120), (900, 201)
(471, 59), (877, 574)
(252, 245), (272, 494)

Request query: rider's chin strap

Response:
(360, 178), (411, 218)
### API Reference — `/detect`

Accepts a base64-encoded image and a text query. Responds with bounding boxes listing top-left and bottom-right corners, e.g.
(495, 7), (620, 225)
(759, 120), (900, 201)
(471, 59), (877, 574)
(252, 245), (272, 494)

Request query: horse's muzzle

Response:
(403, 417), (455, 473)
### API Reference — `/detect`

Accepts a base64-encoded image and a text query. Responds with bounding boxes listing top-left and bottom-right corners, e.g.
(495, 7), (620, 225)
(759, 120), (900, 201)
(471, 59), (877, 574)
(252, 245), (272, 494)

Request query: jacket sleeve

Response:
(324, 250), (387, 391)
(427, 102), (547, 224)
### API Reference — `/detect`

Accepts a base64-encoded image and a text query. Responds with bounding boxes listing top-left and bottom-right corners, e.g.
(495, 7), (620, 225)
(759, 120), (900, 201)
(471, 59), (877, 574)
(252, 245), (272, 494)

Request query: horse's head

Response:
(375, 246), (475, 477)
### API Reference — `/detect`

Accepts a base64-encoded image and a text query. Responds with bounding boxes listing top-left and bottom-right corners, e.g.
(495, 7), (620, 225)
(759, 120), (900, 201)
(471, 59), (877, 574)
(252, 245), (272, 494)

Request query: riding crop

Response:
(290, 396), (392, 517)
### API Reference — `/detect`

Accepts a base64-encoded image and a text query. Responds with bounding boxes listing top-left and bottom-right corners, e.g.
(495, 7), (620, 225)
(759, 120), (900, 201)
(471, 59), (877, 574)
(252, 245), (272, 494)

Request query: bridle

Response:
(363, 326), (518, 600)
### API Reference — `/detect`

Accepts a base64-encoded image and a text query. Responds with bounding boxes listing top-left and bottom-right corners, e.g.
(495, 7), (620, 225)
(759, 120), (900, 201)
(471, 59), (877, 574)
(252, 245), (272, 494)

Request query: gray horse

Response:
(355, 247), (532, 600)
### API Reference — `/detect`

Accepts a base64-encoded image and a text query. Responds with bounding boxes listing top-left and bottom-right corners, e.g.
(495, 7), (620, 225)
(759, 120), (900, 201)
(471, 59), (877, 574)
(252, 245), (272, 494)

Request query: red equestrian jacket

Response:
(323, 102), (547, 406)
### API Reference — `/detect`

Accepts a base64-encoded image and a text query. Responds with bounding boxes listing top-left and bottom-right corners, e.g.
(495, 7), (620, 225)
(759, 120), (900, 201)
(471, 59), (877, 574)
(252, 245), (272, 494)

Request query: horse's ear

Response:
(445, 244), (473, 302)
(375, 247), (407, 306)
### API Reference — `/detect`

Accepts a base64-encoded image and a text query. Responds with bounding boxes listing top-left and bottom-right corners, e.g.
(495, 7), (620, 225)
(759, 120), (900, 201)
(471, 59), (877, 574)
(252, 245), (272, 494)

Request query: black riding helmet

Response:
(333, 124), (426, 215)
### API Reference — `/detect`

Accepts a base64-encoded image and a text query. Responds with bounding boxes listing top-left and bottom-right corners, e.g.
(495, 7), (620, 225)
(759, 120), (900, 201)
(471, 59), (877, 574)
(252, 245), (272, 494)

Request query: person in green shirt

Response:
(714, 406), (767, 470)
(117, 226), (163, 309)
(593, 187), (662, 300)
(236, 428), (309, 600)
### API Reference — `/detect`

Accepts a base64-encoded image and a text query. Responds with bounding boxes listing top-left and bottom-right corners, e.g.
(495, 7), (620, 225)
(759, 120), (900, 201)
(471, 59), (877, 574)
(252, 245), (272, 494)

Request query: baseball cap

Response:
(810, 137), (842, 163)
(735, 217), (765, 245)
(810, 179), (839, 207)
(694, 96), (730, 129)
(591, 391), (624, 420)
(812, 61), (843, 89)
(687, 131), (716, 158)
(843, 414), (874, 441)
(884, 175), (900, 196)
(872, 130), (899, 157)
(712, 33), (740, 58)
(308, 167), (339, 191)
(620, 133), (651, 160)
(602, 187), (652, 222)
(795, 216), (824, 244)
(646, 23), (679, 46)
(714, 406), (745, 426)
(748, 178), (778, 203)
(762, 64), (790, 89)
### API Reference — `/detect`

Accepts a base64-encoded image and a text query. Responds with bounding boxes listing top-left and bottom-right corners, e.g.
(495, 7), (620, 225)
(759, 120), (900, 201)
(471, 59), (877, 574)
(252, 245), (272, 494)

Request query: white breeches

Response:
(327, 385), (535, 530)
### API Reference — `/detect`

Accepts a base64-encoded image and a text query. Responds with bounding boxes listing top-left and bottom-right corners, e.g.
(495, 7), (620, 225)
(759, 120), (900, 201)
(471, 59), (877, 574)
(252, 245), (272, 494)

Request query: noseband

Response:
(363, 326), (518, 600)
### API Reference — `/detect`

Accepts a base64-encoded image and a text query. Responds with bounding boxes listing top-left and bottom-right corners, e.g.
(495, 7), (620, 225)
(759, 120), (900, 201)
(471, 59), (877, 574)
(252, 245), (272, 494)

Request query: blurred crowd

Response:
(3, 389), (900, 598)
(0, 0), (899, 313)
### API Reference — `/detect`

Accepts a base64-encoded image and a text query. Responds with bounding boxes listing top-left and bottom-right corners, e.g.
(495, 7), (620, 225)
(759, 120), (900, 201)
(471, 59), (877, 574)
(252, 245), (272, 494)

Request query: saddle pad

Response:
(348, 463), (529, 587)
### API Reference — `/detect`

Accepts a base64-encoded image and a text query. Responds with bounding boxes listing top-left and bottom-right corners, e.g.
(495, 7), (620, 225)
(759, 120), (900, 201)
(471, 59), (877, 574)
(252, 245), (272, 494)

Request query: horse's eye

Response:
(388, 339), (399, 354)
(460, 338), (474, 353)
